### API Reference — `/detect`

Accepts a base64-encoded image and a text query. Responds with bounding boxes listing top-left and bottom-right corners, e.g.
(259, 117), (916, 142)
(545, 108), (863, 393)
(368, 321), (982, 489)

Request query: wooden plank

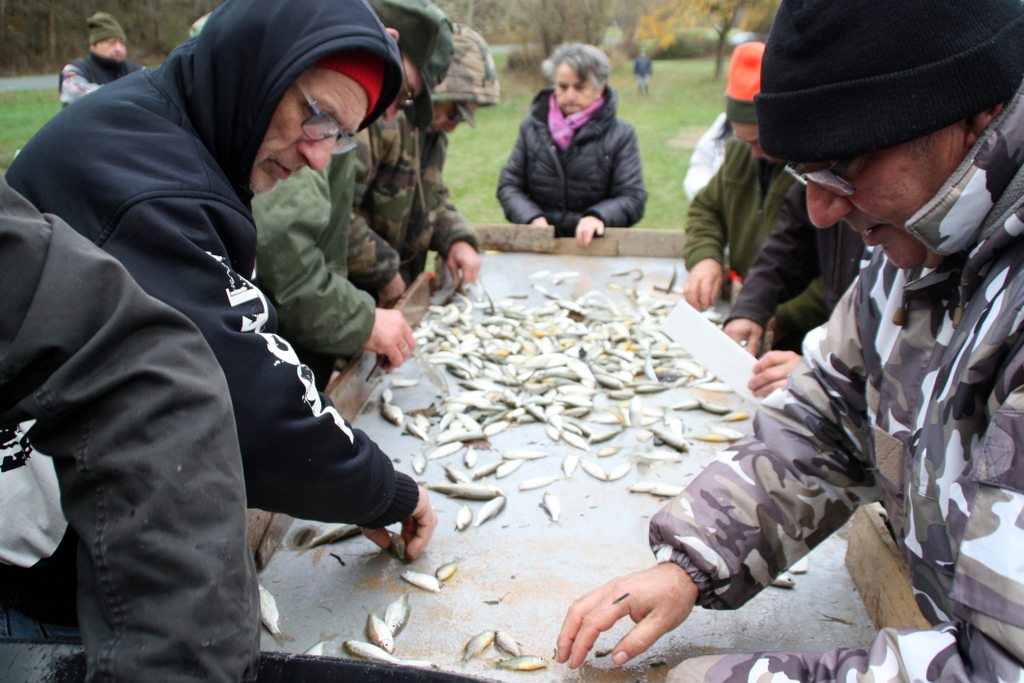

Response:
(474, 224), (685, 258)
(247, 508), (295, 570)
(846, 504), (931, 630)
(531, 237), (620, 256)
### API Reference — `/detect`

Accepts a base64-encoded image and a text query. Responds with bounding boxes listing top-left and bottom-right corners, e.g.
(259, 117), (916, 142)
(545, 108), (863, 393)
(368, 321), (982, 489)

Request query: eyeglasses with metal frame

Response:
(784, 159), (856, 196)
(297, 82), (358, 156)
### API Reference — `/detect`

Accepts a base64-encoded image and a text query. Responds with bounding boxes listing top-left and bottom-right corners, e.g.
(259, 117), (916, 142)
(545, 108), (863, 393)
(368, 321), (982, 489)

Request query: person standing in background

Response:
(634, 47), (652, 96)
(58, 12), (141, 107)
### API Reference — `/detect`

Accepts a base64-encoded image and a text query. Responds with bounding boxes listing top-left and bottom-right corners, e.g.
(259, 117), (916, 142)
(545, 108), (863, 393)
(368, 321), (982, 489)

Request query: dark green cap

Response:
(367, 0), (453, 129)
(88, 12), (127, 45)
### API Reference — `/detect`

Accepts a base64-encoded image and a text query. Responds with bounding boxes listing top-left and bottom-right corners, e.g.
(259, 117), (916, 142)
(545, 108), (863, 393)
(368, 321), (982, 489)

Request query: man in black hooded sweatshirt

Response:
(6, 0), (437, 665)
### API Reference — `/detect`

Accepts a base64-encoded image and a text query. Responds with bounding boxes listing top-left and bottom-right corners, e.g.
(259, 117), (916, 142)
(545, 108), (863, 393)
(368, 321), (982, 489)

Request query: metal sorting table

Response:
(257, 251), (875, 682)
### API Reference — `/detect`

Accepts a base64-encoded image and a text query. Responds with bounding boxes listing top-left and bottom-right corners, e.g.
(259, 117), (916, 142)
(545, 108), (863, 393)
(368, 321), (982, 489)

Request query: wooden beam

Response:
(846, 504), (930, 630)
(474, 224), (686, 258)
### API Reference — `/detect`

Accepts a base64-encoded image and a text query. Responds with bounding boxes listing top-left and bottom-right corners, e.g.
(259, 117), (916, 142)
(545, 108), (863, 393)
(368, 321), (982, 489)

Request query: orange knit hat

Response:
(725, 41), (765, 123)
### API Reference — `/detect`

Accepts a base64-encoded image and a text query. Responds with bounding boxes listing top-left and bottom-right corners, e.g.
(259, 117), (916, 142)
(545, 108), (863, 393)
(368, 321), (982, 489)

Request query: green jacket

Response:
(251, 155), (383, 359)
(683, 138), (827, 340)
(349, 111), (481, 287)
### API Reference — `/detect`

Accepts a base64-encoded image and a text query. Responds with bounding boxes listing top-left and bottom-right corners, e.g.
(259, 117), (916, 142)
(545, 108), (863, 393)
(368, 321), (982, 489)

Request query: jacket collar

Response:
(905, 79), (1024, 270)
(530, 84), (618, 143)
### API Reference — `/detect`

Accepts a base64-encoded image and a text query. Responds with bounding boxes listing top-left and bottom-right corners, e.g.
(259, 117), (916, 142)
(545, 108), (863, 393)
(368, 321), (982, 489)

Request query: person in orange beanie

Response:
(681, 41), (828, 356)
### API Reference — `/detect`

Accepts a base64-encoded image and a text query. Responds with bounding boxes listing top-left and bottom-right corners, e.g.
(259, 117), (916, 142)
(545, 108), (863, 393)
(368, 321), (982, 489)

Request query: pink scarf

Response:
(548, 93), (605, 151)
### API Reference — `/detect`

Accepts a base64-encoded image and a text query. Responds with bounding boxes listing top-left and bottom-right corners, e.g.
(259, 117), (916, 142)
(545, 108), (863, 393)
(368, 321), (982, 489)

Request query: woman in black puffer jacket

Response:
(497, 43), (647, 246)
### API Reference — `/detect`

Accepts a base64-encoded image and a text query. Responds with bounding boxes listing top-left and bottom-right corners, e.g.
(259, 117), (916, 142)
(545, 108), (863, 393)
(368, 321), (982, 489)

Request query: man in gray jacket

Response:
(0, 176), (257, 681)
(556, 2), (1024, 683)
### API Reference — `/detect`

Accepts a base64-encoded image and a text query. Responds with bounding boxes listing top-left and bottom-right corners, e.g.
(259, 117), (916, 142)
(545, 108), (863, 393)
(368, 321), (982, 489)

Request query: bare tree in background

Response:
(0, 0), (227, 75)
(638, 0), (779, 79)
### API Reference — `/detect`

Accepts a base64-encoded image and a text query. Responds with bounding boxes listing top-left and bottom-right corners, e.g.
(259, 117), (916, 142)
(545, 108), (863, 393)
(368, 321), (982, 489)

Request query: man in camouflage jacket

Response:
(556, 2), (1024, 682)
(348, 23), (496, 293)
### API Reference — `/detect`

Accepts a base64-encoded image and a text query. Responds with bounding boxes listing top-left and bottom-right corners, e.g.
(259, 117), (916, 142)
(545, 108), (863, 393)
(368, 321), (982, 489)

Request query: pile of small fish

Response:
(463, 629), (547, 671)
(380, 274), (751, 530)
(266, 270), (756, 674)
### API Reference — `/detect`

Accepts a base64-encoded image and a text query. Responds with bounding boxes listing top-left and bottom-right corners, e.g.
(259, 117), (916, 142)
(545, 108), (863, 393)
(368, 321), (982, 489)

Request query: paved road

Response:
(0, 75), (57, 91)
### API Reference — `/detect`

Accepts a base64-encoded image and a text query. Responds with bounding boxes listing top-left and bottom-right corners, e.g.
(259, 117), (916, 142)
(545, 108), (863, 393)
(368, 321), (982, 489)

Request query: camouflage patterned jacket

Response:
(251, 155), (383, 360)
(652, 85), (1024, 683)
(348, 112), (481, 289)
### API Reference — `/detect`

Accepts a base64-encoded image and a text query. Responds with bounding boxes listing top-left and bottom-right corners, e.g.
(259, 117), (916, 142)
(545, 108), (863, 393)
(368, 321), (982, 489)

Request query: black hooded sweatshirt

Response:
(7, 0), (416, 527)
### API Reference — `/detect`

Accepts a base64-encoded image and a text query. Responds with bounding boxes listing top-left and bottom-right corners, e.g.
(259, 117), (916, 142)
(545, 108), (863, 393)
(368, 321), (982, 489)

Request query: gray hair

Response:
(542, 43), (611, 89)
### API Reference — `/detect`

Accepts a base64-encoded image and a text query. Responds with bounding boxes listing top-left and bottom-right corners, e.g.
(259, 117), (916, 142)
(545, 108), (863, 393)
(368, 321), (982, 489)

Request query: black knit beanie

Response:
(756, 0), (1024, 163)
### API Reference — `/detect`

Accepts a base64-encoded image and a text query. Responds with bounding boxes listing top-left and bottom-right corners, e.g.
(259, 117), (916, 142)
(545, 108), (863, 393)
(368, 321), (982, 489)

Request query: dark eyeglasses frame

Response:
(297, 83), (357, 156)
(785, 159), (856, 196)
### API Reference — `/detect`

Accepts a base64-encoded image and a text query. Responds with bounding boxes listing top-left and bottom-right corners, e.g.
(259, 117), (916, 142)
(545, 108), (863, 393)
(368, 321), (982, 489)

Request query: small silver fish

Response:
(519, 476), (560, 491)
(629, 482), (684, 497)
(470, 460), (503, 480)
(435, 558), (461, 581)
(650, 426), (691, 452)
(473, 495), (506, 527)
(428, 483), (505, 500)
(561, 430), (591, 451)
(578, 458), (608, 481)
(412, 452), (427, 475)
(463, 447), (478, 469)
(406, 421), (429, 441)
(502, 450), (549, 460)
(712, 426), (745, 441)
(367, 613), (395, 653)
(494, 631), (522, 657)
(696, 398), (732, 415)
(562, 453), (579, 477)
(607, 462), (632, 481)
(426, 442), (463, 460)
(495, 458), (525, 479)
(390, 378), (420, 388)
(387, 532), (407, 562)
(383, 594), (410, 636)
(258, 585), (295, 646)
(542, 491), (561, 522)
(297, 523), (360, 552)
(302, 631), (337, 656)
(720, 411), (751, 422)
(381, 401), (404, 427)
(463, 630), (495, 661)
(344, 640), (399, 663)
(497, 656), (548, 670)
(455, 503), (473, 531)
(443, 464), (469, 484)
(629, 396), (644, 428)
(401, 570), (442, 593)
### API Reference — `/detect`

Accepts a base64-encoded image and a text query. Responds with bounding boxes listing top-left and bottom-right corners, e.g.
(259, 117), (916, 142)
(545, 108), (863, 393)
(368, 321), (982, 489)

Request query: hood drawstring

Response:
(892, 288), (908, 327)
(952, 277), (968, 328)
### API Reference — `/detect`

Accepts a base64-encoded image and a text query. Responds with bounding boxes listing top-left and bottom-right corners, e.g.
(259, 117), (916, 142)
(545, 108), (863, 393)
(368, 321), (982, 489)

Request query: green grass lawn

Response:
(0, 90), (60, 171)
(0, 59), (726, 232)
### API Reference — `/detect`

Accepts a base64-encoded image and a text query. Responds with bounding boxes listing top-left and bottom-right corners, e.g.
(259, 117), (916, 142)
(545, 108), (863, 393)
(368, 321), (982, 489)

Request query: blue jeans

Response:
(0, 603), (81, 641)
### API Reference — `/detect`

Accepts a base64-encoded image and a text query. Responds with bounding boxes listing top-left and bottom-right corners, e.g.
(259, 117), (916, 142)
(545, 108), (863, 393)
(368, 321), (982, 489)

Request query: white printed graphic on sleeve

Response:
(208, 252), (354, 444)
(0, 421), (68, 567)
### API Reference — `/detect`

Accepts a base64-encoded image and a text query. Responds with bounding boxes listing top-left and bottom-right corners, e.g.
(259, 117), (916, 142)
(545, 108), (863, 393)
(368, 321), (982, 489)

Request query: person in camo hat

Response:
(556, 0), (1024, 682)
(427, 23), (500, 132)
(59, 12), (142, 107)
(349, 22), (499, 294)
(251, 0), (459, 390)
(345, 4), (489, 304)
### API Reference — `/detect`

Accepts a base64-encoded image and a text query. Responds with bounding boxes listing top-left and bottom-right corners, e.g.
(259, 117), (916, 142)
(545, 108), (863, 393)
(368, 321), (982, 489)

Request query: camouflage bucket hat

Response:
(368, 0), (453, 129)
(431, 24), (500, 117)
